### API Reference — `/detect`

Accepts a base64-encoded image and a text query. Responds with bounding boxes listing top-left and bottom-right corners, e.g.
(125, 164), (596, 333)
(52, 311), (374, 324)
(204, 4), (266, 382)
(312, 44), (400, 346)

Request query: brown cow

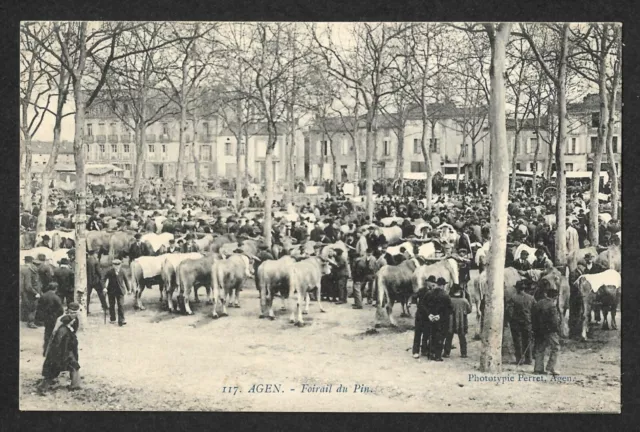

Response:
(210, 254), (256, 319)
(161, 252), (204, 312)
(175, 254), (216, 314)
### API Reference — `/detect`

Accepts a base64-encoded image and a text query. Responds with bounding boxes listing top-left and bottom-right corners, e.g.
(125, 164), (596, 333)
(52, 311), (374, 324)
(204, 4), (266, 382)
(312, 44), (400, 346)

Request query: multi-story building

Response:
(303, 103), (490, 183)
(506, 93), (621, 175)
(27, 141), (76, 168)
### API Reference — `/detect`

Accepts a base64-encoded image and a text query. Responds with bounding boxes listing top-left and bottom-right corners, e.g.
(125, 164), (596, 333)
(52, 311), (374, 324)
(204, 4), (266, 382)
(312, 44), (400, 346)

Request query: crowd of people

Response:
(19, 175), (621, 391)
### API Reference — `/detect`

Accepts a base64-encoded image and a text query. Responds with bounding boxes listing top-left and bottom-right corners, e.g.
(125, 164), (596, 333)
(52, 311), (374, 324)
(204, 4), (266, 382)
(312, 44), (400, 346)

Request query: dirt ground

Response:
(19, 272), (620, 413)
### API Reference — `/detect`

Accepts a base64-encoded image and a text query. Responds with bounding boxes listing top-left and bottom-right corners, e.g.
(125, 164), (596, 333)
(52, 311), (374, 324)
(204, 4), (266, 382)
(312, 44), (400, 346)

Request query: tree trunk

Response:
(420, 115), (433, 211)
(23, 145), (33, 213)
(244, 127), (250, 185)
(235, 131), (243, 209)
(455, 142), (464, 194)
(532, 123), (541, 196)
(264, 139), (275, 246)
(37, 125), (62, 235)
(330, 138), (338, 195)
(352, 101), (360, 190)
(395, 126), (405, 196)
(480, 23), (511, 374)
(174, 54), (189, 212)
(288, 120), (296, 204)
(607, 96), (620, 221)
(545, 137), (554, 179)
(365, 115), (375, 221)
(554, 24), (570, 267)
(132, 123), (146, 200)
(510, 129), (520, 194)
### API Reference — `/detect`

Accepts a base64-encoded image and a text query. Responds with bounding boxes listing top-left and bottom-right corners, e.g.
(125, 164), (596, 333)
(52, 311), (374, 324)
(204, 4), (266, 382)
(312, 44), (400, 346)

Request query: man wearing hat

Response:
(37, 253), (55, 291)
(183, 234), (200, 253)
(506, 280), (535, 365)
(54, 257), (75, 307)
(512, 250), (532, 271)
(36, 234), (52, 249)
(331, 248), (350, 305)
(86, 250), (108, 315)
(36, 283), (64, 355)
(583, 253), (604, 275)
(531, 279), (561, 375)
(167, 239), (179, 254)
(20, 255), (43, 329)
(38, 302), (81, 394)
(443, 284), (472, 358)
(103, 259), (130, 326)
(423, 278), (453, 361)
(532, 249), (552, 270)
(413, 275), (438, 358)
(129, 233), (149, 261)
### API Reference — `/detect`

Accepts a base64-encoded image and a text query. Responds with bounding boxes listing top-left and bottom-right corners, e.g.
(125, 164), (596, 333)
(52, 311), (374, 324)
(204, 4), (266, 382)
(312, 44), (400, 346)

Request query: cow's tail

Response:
(374, 273), (388, 323)
(130, 261), (139, 295)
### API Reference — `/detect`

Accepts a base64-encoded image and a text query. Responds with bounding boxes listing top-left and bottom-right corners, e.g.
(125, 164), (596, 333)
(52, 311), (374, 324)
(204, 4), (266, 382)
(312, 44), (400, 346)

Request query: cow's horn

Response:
(250, 255), (261, 262)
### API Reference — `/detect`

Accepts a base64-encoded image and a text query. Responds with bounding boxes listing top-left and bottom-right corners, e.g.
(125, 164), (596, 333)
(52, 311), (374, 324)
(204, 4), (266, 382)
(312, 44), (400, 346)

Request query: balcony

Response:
(108, 134), (119, 143)
(121, 135), (131, 144)
(146, 134), (156, 143)
(159, 134), (172, 143)
(96, 135), (106, 144)
(83, 135), (94, 144)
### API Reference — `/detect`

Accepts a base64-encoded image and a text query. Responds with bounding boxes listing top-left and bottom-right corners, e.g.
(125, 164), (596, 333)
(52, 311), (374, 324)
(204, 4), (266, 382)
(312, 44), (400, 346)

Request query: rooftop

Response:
(29, 141), (75, 154)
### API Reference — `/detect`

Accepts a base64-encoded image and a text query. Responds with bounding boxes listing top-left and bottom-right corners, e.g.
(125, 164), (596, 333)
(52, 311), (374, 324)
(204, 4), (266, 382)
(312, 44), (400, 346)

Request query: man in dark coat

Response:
(129, 233), (149, 261)
(512, 250), (532, 271)
(54, 257), (75, 306)
(36, 234), (52, 249)
(331, 249), (350, 305)
(36, 283), (64, 356)
(532, 280), (561, 375)
(182, 234), (200, 253)
(103, 259), (130, 326)
(413, 276), (437, 358)
(38, 302), (81, 394)
(166, 239), (180, 254)
(352, 248), (377, 308)
(86, 250), (107, 315)
(583, 253), (605, 275)
(507, 280), (535, 365)
(20, 256), (43, 328)
(37, 254), (56, 290)
(323, 221), (338, 244)
(310, 222), (324, 242)
(423, 278), (454, 361)
(443, 284), (472, 358)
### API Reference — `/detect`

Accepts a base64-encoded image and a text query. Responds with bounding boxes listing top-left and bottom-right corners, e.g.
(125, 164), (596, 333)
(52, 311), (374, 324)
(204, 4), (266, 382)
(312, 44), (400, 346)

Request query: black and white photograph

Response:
(18, 21), (621, 412)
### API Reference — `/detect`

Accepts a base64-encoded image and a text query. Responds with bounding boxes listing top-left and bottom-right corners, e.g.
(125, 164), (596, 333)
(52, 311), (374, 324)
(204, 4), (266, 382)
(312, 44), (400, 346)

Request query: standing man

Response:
(512, 250), (532, 271)
(506, 280), (535, 365)
(352, 248), (377, 308)
(424, 277), (454, 361)
(103, 259), (130, 326)
(129, 233), (148, 262)
(38, 302), (81, 394)
(332, 249), (350, 305)
(413, 276), (437, 359)
(532, 280), (561, 375)
(20, 256), (42, 329)
(443, 284), (472, 358)
(37, 254), (55, 293)
(566, 219), (580, 259)
(183, 234), (200, 253)
(86, 250), (108, 315)
(54, 258), (75, 307)
(167, 239), (179, 254)
(35, 283), (64, 356)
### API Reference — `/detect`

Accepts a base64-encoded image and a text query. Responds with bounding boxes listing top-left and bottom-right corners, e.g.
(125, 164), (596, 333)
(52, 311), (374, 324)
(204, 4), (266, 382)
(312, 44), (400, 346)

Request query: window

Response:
(123, 144), (130, 153)
(98, 123), (105, 134)
(429, 138), (439, 153)
(202, 122), (210, 136)
(162, 123), (169, 135)
(99, 144), (105, 153)
(414, 139), (421, 154)
(225, 141), (233, 156)
(383, 140), (390, 156)
(591, 112), (600, 128)
(567, 137), (577, 154)
(201, 145), (212, 161)
(87, 124), (93, 136)
(591, 137), (597, 153)
(587, 162), (593, 171)
(321, 141), (329, 156)
(162, 144), (167, 153)
(124, 164), (131, 171)
(341, 138), (349, 155)
(612, 136), (618, 153)
(149, 145), (155, 153)
(528, 138), (538, 154)
(565, 163), (574, 172)
(461, 144), (468, 158)
(110, 123), (117, 134)
(411, 161), (427, 172)
(111, 144), (117, 153)
(516, 163), (522, 171)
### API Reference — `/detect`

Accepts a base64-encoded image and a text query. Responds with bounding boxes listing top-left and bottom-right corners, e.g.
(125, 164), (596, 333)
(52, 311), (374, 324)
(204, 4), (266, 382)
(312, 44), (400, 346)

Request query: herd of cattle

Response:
(19, 202), (622, 338)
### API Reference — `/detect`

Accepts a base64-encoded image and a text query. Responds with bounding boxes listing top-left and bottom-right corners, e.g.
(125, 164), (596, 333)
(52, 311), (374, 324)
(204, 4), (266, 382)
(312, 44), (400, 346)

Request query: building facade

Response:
(506, 93), (622, 175)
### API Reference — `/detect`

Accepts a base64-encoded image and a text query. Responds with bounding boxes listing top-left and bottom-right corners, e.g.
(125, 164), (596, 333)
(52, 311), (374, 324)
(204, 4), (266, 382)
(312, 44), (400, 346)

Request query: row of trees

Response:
(20, 22), (621, 373)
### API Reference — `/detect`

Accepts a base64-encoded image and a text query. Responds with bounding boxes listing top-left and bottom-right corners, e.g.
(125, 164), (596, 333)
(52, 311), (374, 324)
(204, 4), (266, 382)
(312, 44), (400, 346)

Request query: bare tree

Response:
(20, 24), (54, 213)
(519, 23), (572, 266)
(312, 22), (412, 220)
(569, 23), (621, 241)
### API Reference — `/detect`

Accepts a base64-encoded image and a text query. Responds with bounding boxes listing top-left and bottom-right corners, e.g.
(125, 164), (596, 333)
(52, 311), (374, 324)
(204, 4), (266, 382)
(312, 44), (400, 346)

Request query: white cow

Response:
(141, 233), (174, 254)
(513, 243), (550, 265)
(20, 247), (54, 265)
(386, 241), (415, 257)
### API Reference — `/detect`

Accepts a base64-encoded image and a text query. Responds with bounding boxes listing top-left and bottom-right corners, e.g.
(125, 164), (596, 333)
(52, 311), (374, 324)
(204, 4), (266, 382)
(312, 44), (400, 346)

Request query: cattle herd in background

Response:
(19, 182), (621, 340)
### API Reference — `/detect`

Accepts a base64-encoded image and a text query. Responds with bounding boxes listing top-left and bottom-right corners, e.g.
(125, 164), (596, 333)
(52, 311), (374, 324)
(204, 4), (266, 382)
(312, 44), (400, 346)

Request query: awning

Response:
(403, 172), (428, 180)
(444, 174), (465, 180)
(441, 163), (468, 168)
